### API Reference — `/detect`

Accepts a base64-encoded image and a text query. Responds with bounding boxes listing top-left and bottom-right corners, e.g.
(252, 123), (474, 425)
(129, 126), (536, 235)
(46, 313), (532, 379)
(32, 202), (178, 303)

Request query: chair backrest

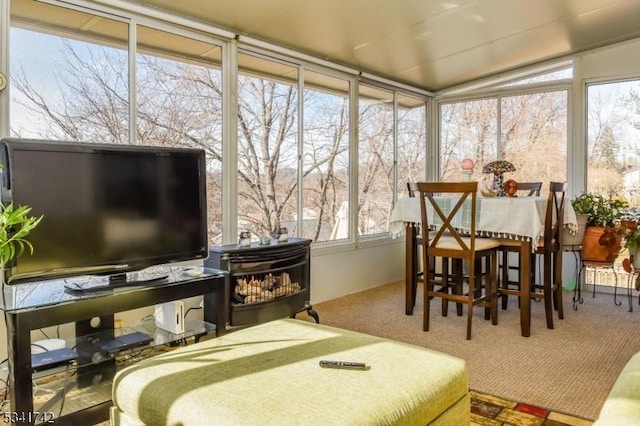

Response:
(416, 181), (478, 259)
(542, 181), (567, 249)
(516, 181), (542, 197)
(407, 182), (419, 198)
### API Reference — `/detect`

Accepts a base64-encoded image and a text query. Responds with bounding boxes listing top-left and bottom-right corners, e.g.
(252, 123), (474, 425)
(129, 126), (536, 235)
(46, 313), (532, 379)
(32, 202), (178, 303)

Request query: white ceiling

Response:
(133, 0), (640, 92)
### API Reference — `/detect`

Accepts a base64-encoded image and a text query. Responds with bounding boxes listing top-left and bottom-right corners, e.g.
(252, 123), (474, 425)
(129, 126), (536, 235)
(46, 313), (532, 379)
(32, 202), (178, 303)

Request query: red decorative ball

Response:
(461, 158), (475, 171)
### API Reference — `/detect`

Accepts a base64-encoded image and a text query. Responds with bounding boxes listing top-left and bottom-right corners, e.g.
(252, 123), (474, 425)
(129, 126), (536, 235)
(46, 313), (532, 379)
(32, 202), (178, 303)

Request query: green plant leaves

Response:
(0, 202), (43, 267)
(571, 193), (628, 228)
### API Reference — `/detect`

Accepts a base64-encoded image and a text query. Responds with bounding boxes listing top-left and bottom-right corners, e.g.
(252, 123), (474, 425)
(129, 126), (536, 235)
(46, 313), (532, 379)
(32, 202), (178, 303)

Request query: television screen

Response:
(0, 138), (208, 284)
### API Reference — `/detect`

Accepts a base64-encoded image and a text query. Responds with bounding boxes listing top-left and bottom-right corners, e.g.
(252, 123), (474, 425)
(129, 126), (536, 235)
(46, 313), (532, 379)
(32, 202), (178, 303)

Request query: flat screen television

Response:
(0, 138), (208, 285)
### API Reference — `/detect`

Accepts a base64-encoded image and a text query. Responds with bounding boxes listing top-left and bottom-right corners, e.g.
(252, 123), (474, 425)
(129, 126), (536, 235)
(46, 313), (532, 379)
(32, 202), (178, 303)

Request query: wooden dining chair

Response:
(407, 182), (458, 315)
(417, 181), (501, 340)
(498, 181), (567, 329)
(515, 182), (543, 197)
(500, 181), (543, 309)
(406, 182), (423, 310)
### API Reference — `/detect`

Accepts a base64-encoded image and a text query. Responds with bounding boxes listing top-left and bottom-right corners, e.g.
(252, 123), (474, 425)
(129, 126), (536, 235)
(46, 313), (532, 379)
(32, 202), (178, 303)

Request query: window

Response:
(358, 84), (394, 237)
(302, 70), (350, 242)
(500, 90), (567, 184)
(8, 0), (429, 247)
(136, 26), (224, 245)
(236, 52), (299, 239)
(587, 80), (640, 202)
(9, 0), (226, 245)
(440, 99), (497, 183)
(585, 78), (640, 285)
(10, 0), (129, 141)
(439, 89), (568, 188)
(397, 94), (427, 195)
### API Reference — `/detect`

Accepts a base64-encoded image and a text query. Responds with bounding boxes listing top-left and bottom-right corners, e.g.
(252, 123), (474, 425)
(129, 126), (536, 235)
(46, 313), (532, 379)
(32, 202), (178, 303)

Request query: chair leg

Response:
(466, 303), (473, 340)
(466, 273), (474, 340)
(501, 251), (509, 310)
(441, 258), (449, 317)
(411, 245), (419, 310)
(423, 257), (432, 332)
(543, 252), (554, 329)
(555, 284), (564, 319)
(453, 259), (464, 316)
(479, 258), (491, 321)
(490, 253), (498, 325)
(553, 250), (564, 320)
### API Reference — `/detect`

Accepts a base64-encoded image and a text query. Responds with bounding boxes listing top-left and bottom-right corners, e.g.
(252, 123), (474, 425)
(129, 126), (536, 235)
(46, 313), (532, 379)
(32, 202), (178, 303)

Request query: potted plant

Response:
(617, 208), (640, 294)
(570, 193), (628, 262)
(0, 200), (43, 285)
(620, 208), (640, 268)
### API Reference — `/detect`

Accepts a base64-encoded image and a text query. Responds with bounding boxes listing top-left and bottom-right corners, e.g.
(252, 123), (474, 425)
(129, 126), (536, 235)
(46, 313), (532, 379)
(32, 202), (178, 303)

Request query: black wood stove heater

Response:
(204, 237), (318, 331)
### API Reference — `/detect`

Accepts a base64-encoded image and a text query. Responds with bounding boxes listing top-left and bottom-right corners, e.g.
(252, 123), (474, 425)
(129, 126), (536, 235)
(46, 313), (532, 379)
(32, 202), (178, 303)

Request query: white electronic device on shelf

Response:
(154, 301), (185, 334)
(32, 338), (66, 354)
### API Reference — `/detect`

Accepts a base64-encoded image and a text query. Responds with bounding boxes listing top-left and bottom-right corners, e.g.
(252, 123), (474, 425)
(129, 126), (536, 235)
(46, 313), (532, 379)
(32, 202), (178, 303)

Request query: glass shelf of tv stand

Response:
(21, 317), (216, 423)
(25, 317), (216, 378)
(0, 265), (226, 313)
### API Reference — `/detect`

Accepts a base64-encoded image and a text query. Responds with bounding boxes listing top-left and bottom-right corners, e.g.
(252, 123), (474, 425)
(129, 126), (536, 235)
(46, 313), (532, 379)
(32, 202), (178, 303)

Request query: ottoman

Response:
(110, 319), (469, 425)
(594, 351), (640, 425)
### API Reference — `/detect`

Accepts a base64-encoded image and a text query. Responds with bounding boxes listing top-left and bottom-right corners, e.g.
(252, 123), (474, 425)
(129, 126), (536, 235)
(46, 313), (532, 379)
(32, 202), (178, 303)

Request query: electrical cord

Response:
(185, 306), (202, 318)
(31, 343), (49, 352)
(0, 399), (10, 417)
(56, 368), (73, 419)
(0, 376), (8, 412)
(135, 314), (155, 326)
(36, 366), (74, 418)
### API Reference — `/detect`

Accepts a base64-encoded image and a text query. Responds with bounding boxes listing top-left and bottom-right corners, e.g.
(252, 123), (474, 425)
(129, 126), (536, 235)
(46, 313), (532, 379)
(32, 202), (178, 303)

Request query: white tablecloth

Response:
(389, 195), (577, 249)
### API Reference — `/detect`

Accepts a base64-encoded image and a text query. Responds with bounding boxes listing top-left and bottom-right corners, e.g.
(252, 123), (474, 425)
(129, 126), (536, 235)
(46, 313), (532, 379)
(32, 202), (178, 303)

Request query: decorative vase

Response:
(492, 172), (505, 196)
(482, 160), (515, 197)
(563, 213), (588, 247)
(630, 247), (640, 269)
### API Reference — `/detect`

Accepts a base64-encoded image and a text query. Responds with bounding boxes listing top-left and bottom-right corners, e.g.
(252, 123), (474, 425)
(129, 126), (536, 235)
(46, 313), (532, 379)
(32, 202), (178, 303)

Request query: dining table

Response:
(389, 194), (577, 337)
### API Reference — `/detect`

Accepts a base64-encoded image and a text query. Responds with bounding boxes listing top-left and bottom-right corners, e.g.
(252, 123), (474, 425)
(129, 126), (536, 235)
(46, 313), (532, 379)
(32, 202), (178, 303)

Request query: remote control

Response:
(319, 360), (367, 370)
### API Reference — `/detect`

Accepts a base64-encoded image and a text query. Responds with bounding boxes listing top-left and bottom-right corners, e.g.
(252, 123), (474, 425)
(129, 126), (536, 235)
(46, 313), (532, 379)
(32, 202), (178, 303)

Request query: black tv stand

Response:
(0, 265), (228, 425)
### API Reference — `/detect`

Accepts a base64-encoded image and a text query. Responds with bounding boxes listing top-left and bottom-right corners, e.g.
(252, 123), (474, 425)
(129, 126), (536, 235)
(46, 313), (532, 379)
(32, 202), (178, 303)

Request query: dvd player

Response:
(96, 332), (153, 356)
(31, 348), (77, 372)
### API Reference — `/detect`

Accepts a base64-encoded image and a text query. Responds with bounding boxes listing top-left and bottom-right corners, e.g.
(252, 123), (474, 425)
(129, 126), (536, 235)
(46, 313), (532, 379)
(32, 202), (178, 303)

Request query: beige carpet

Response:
(298, 281), (640, 421)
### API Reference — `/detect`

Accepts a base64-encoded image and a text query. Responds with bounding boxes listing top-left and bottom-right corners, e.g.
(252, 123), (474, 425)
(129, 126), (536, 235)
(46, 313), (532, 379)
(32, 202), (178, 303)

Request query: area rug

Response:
(471, 390), (592, 426)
